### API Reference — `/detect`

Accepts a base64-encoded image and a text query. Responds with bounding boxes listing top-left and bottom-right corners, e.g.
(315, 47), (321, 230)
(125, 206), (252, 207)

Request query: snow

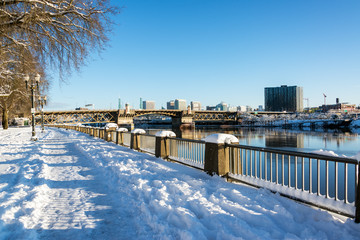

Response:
(155, 130), (176, 138)
(203, 133), (239, 144)
(117, 127), (128, 132)
(104, 123), (118, 130)
(131, 128), (146, 134)
(0, 127), (359, 239)
(312, 149), (360, 161)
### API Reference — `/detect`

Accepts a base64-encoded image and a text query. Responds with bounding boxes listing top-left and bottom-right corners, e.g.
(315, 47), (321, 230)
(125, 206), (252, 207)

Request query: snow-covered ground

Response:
(0, 127), (359, 239)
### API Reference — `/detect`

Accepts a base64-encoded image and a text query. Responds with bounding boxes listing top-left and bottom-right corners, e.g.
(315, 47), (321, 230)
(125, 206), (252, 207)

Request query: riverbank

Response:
(0, 127), (359, 239)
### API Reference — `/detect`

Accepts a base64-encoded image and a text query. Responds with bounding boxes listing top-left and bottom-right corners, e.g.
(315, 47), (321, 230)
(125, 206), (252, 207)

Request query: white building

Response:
(237, 106), (247, 112)
(191, 101), (201, 111)
(143, 101), (155, 110)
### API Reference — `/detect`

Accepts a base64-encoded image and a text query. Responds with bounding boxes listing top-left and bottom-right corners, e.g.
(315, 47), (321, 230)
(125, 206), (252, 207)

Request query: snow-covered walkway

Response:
(0, 127), (359, 239)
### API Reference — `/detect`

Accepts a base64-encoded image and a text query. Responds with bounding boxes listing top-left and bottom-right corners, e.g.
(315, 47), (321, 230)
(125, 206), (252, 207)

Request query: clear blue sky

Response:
(46, 0), (360, 111)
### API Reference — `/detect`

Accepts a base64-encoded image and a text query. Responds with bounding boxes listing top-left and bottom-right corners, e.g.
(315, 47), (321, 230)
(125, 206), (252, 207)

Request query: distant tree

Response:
(0, 0), (118, 79)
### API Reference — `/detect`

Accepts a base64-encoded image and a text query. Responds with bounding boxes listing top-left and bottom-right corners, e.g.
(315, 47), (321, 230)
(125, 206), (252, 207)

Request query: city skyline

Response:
(46, 0), (360, 111)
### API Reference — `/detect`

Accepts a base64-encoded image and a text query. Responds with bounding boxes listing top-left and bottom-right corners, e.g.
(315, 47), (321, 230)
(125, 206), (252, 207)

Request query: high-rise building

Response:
(175, 99), (187, 110)
(167, 100), (175, 110)
(216, 102), (228, 111)
(265, 85), (303, 112)
(140, 98), (143, 109)
(191, 101), (201, 111)
(143, 100), (155, 110)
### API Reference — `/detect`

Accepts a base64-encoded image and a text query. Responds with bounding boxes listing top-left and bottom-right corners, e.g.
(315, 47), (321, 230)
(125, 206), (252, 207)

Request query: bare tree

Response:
(0, 47), (48, 129)
(0, 0), (117, 129)
(0, 0), (118, 79)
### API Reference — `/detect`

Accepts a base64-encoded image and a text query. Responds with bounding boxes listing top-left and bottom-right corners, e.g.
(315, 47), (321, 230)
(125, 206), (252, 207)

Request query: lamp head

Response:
(24, 74), (29, 89)
(35, 74), (41, 83)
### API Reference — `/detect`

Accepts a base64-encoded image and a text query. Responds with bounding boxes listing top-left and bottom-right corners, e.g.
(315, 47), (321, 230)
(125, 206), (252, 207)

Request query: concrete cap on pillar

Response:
(105, 123), (118, 130)
(203, 133), (239, 144)
(131, 128), (146, 134)
(155, 130), (176, 138)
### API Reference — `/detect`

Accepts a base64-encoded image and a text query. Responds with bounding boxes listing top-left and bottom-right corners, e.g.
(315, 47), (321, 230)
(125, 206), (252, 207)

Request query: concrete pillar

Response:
(130, 129), (146, 150)
(116, 128), (128, 145)
(105, 125), (117, 142)
(203, 134), (239, 176)
(204, 142), (228, 176)
(130, 133), (140, 150)
(105, 130), (115, 142)
(154, 130), (176, 159)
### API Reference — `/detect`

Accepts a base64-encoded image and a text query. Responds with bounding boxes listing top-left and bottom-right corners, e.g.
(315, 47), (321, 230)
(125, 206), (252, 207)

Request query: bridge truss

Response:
(38, 110), (118, 125)
(39, 109), (287, 125)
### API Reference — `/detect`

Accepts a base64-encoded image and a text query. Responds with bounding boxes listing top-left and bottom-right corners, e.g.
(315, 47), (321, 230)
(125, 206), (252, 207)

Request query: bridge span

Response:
(37, 109), (290, 129)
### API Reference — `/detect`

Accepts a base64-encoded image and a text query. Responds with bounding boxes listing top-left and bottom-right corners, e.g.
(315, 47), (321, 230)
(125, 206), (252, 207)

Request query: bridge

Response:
(37, 109), (290, 128)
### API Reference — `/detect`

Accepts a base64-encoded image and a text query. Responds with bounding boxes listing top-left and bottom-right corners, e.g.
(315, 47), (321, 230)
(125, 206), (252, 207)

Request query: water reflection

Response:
(145, 125), (360, 157)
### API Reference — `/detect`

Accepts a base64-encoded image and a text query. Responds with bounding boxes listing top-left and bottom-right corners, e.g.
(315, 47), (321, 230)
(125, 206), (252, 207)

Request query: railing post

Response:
(116, 128), (128, 145)
(104, 123), (118, 142)
(105, 130), (114, 142)
(130, 133), (140, 150)
(130, 129), (145, 150)
(101, 128), (105, 140)
(203, 134), (239, 176)
(155, 131), (176, 159)
(355, 164), (360, 223)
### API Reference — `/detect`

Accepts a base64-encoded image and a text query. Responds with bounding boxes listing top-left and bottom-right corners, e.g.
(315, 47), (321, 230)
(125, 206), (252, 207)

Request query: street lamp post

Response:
(38, 96), (47, 132)
(24, 73), (40, 141)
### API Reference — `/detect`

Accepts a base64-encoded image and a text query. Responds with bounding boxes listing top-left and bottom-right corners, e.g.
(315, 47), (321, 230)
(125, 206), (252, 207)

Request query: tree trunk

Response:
(2, 108), (9, 129)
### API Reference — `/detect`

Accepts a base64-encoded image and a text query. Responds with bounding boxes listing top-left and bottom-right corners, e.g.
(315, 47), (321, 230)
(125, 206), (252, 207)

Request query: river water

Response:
(146, 126), (360, 158)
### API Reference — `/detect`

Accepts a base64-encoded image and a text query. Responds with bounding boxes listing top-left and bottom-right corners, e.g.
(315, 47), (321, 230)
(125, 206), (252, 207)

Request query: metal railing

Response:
(139, 134), (156, 154)
(228, 144), (359, 217)
(49, 124), (360, 222)
(123, 132), (131, 146)
(168, 138), (205, 169)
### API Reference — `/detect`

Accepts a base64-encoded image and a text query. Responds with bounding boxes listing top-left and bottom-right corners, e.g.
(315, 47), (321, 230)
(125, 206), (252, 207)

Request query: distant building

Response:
(206, 106), (216, 111)
(258, 105), (264, 111)
(143, 101), (155, 110)
(228, 106), (237, 112)
(75, 107), (88, 110)
(167, 100), (175, 110)
(237, 106), (246, 112)
(175, 99), (187, 110)
(265, 85), (303, 112)
(246, 105), (253, 112)
(216, 102), (228, 111)
(191, 101), (201, 111)
(321, 98), (356, 113)
(140, 98), (143, 109)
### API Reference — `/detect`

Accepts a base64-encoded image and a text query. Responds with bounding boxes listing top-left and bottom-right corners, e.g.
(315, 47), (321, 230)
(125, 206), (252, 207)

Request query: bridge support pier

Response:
(117, 118), (134, 131)
(171, 115), (194, 130)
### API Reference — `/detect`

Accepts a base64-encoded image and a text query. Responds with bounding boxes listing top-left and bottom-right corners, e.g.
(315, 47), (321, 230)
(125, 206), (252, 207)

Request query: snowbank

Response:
(0, 127), (359, 239)
(203, 133), (239, 144)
